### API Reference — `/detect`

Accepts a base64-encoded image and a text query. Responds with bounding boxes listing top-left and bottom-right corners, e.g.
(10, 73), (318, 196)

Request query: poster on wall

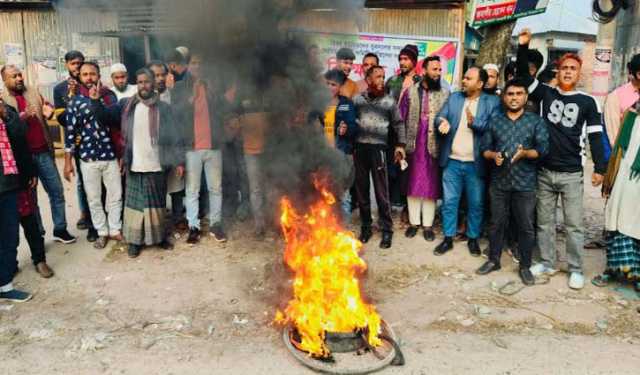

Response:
(3, 43), (26, 70)
(592, 46), (613, 101)
(298, 31), (461, 86)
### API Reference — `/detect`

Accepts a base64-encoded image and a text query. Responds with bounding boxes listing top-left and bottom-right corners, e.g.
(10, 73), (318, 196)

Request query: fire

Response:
(275, 175), (382, 357)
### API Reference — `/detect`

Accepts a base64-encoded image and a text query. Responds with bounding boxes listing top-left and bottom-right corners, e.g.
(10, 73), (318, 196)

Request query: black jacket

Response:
(0, 105), (35, 194)
(172, 73), (229, 151)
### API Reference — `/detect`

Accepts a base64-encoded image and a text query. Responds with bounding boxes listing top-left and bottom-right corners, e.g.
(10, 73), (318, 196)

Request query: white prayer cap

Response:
(483, 63), (499, 73)
(176, 46), (190, 59)
(110, 63), (127, 75)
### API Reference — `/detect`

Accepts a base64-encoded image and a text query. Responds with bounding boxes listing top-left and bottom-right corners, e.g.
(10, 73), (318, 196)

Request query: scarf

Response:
(0, 119), (18, 175)
(603, 109), (640, 196)
(121, 93), (160, 146)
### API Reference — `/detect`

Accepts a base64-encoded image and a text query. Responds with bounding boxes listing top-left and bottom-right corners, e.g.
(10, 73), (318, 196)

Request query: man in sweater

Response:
(1, 65), (76, 245)
(517, 29), (608, 289)
(353, 65), (403, 249)
(0, 101), (36, 302)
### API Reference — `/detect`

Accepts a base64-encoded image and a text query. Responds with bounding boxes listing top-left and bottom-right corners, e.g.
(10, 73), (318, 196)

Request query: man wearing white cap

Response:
(483, 63), (500, 96)
(110, 63), (137, 101)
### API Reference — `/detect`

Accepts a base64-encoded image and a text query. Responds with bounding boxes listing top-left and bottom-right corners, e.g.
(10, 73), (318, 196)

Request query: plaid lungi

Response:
(606, 232), (640, 280)
(123, 171), (167, 246)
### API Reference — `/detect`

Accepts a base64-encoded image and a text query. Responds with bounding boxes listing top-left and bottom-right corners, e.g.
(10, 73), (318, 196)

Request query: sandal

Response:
(93, 236), (109, 249)
(591, 274), (612, 288)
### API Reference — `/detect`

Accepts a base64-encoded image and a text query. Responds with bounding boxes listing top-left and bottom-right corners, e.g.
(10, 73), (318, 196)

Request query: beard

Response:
(423, 76), (441, 91)
(483, 86), (498, 95)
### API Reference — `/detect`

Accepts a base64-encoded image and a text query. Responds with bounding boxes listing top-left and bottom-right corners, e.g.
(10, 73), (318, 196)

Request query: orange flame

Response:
(275, 174), (382, 357)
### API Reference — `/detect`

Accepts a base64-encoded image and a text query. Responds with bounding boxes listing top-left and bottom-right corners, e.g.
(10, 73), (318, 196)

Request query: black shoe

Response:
(481, 246), (490, 258)
(405, 226), (418, 238)
(423, 228), (435, 242)
(159, 239), (174, 250)
(53, 229), (77, 244)
(209, 224), (228, 243)
(128, 244), (142, 258)
(434, 237), (453, 256)
(519, 268), (535, 286)
(380, 232), (393, 249)
(359, 228), (373, 244)
(476, 261), (501, 275)
(468, 239), (481, 257)
(86, 228), (98, 243)
(187, 228), (200, 245)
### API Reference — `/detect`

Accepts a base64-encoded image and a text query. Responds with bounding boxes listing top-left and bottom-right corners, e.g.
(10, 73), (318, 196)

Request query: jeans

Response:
(244, 153), (265, 230)
(488, 187), (536, 268)
(536, 168), (584, 273)
(33, 152), (67, 232)
(442, 159), (485, 239)
(80, 160), (123, 237)
(354, 144), (393, 233)
(0, 191), (19, 288)
(185, 149), (222, 230)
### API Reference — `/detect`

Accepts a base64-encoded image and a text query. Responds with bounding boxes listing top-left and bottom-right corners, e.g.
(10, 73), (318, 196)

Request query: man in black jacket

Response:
(0, 102), (37, 302)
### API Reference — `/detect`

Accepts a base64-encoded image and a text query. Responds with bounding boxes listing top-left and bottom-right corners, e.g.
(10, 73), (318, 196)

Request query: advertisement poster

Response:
(592, 46), (613, 101)
(3, 43), (26, 70)
(300, 31), (460, 85)
(467, 0), (549, 27)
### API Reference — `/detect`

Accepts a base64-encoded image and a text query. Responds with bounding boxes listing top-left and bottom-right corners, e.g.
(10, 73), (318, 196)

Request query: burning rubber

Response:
(282, 320), (405, 374)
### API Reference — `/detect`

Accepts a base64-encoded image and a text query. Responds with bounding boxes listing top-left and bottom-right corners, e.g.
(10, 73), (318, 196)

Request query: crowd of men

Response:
(0, 27), (639, 303)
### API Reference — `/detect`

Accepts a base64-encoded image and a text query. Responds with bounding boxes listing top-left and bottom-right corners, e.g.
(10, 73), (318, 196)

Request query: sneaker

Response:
(53, 229), (77, 244)
(210, 225), (228, 243)
(530, 263), (558, 277)
(569, 272), (585, 290)
(404, 226), (418, 238)
(87, 228), (99, 243)
(93, 236), (109, 249)
(187, 228), (200, 245)
(0, 289), (33, 303)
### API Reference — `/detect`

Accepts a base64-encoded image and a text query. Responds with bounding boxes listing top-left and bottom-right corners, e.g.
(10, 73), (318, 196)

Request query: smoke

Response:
(56, 0), (366, 216)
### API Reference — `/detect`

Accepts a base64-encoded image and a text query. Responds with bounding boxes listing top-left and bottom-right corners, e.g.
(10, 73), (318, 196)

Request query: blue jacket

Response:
(320, 95), (358, 154)
(435, 91), (501, 176)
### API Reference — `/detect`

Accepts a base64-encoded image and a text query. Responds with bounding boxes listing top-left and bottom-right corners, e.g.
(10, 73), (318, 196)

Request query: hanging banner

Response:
(467, 0), (549, 27)
(299, 31), (461, 85)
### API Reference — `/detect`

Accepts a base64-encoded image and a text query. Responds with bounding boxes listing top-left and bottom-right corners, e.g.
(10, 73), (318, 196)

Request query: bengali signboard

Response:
(299, 31), (461, 85)
(467, 0), (549, 27)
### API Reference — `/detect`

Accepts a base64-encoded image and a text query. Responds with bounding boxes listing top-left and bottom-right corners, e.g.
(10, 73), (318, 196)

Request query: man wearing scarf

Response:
(95, 68), (185, 258)
(63, 62), (120, 250)
(593, 102), (640, 293)
(398, 56), (449, 242)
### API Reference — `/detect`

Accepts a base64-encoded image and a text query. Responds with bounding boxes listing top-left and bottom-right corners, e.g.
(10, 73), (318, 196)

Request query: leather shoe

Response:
(380, 232), (393, 249)
(35, 262), (54, 278)
(519, 268), (535, 286)
(476, 261), (501, 275)
(404, 226), (418, 238)
(468, 239), (481, 257)
(423, 228), (435, 242)
(434, 237), (453, 256)
(359, 228), (373, 244)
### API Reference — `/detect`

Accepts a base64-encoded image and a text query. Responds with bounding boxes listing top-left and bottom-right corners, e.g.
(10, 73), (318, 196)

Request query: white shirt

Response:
(131, 103), (162, 173)
(113, 84), (137, 101)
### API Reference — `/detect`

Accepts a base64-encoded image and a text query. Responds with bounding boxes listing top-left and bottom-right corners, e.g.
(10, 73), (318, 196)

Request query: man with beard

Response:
(356, 53), (379, 94)
(483, 63), (500, 96)
(166, 49), (189, 89)
(398, 56), (449, 242)
(1, 65), (76, 249)
(476, 79), (549, 285)
(109, 63), (137, 101)
(517, 29), (607, 289)
(433, 67), (501, 257)
(0, 101), (37, 301)
(94, 69), (185, 258)
(63, 62), (121, 250)
(353, 66), (403, 249)
(53, 51), (97, 239)
(336, 48), (359, 99)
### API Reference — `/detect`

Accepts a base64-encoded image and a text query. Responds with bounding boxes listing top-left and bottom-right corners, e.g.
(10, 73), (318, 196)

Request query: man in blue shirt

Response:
(476, 79), (549, 285)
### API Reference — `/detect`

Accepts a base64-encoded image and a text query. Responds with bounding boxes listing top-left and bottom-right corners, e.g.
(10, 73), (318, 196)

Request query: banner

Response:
(299, 31), (461, 86)
(467, 0), (549, 27)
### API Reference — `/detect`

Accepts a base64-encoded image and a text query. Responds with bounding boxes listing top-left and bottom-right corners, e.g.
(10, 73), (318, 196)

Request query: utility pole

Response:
(592, 0), (617, 104)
